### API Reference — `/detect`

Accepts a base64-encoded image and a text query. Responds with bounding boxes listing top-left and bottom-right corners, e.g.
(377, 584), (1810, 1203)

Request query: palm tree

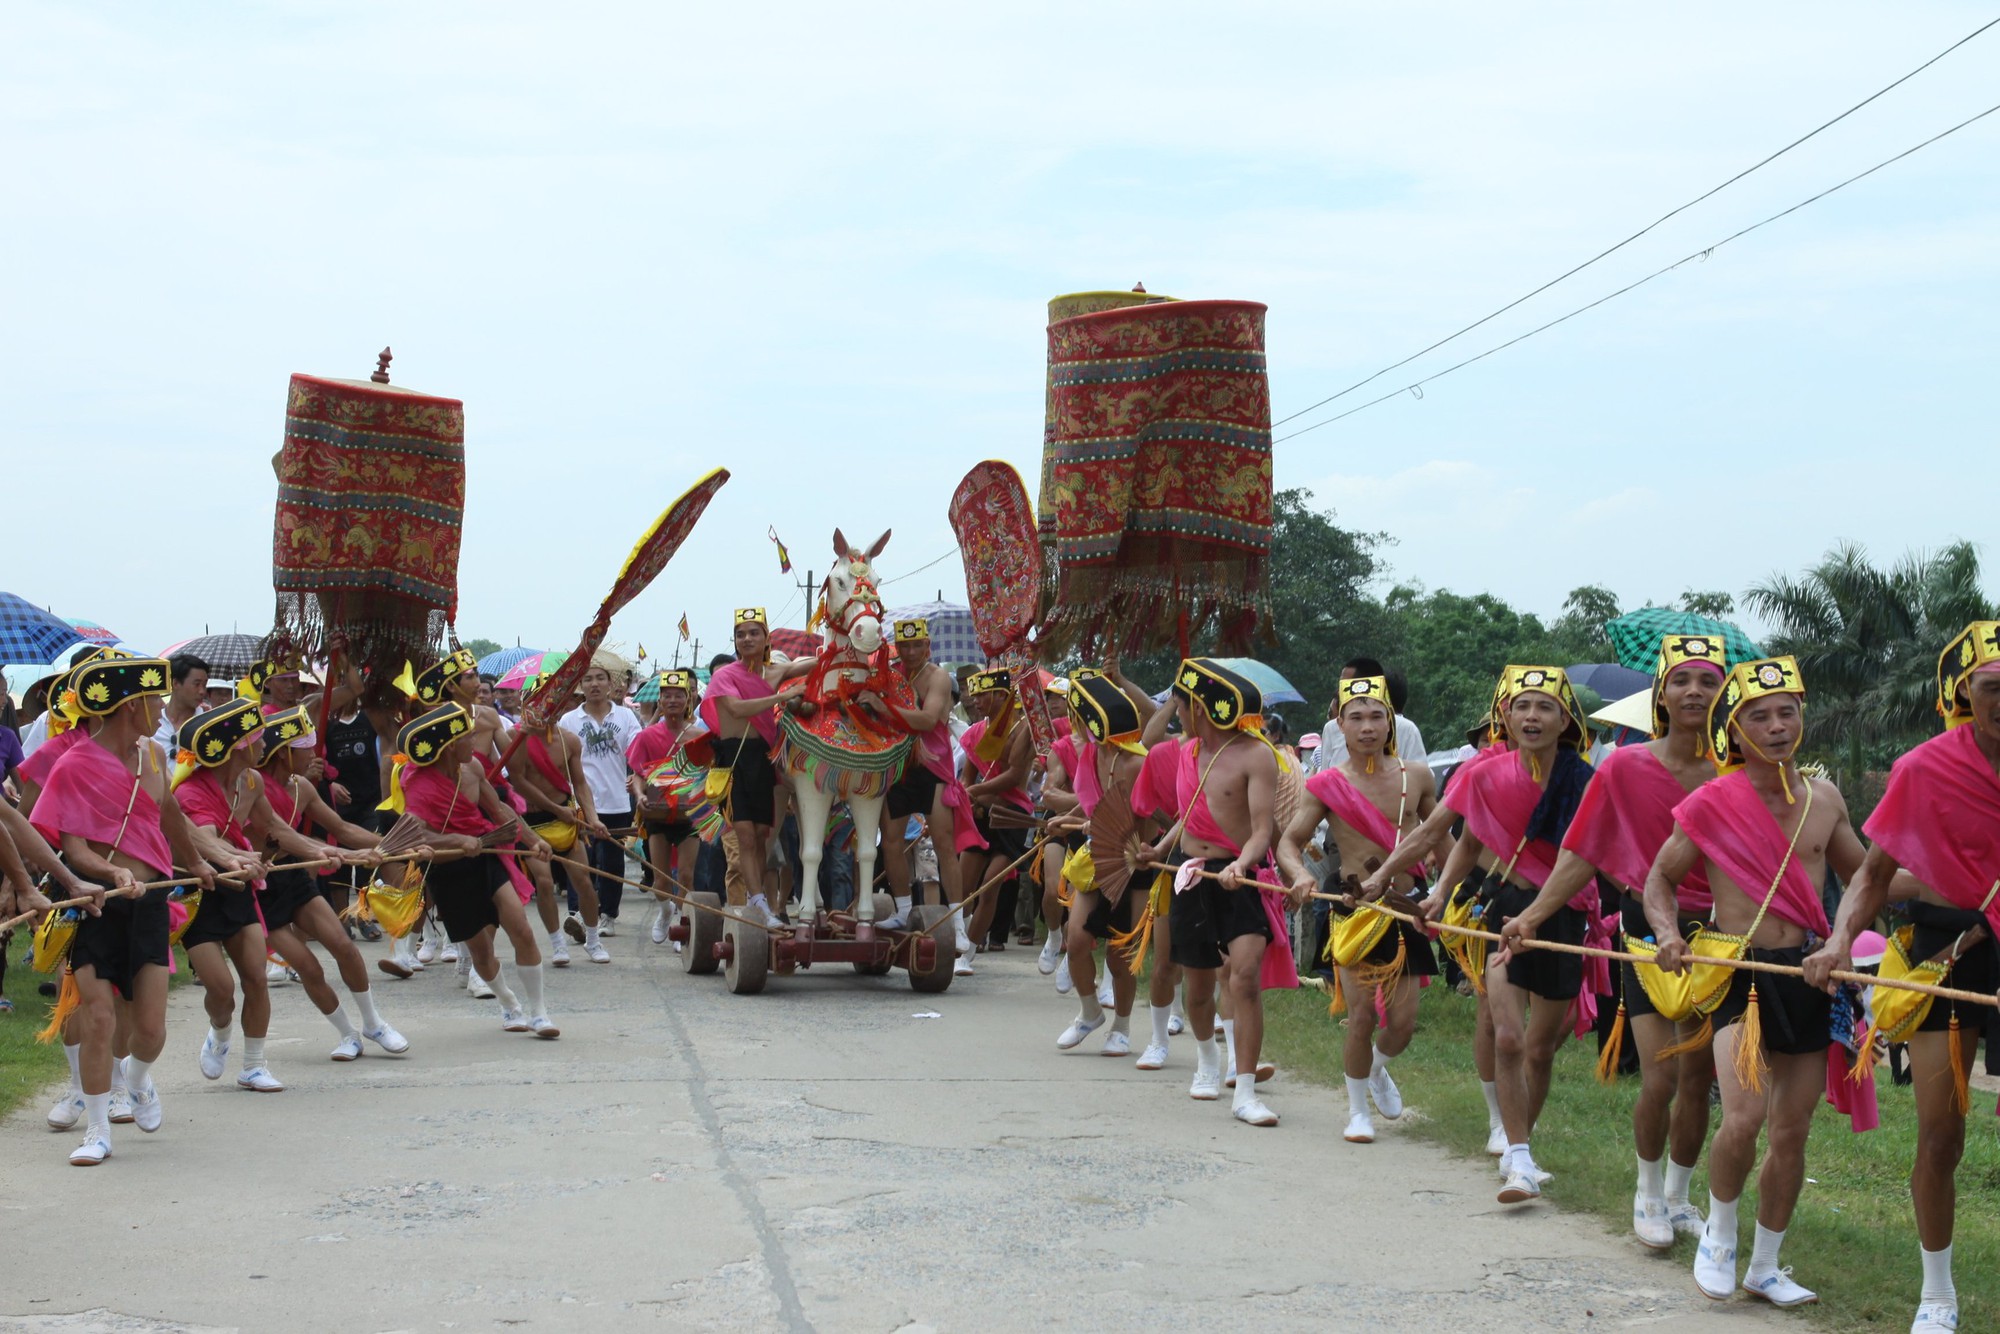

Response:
(1744, 541), (1994, 771)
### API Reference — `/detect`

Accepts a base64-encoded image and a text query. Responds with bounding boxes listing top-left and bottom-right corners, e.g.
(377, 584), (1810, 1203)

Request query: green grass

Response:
(0, 956), (66, 1121)
(1263, 983), (1998, 1333)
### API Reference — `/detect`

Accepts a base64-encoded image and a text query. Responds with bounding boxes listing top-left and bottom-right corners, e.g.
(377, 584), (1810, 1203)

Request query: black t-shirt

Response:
(326, 712), (382, 819)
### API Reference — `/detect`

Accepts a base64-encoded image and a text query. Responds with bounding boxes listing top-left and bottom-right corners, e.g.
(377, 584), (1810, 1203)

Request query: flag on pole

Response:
(637, 642), (648, 662)
(677, 613), (690, 641)
(769, 526), (792, 574)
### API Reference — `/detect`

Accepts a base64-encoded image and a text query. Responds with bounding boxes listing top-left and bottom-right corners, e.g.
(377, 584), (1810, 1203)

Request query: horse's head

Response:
(826, 527), (891, 655)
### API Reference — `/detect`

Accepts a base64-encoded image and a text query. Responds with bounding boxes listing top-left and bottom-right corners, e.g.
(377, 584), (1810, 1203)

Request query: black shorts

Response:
(1169, 857), (1273, 970)
(1712, 946), (1830, 1055)
(972, 815), (1028, 865)
(1060, 826), (1087, 854)
(427, 854), (507, 943)
(710, 735), (777, 827)
(1619, 896), (1708, 1020)
(885, 763), (941, 820)
(181, 882), (263, 951)
(1910, 902), (2000, 1034)
(646, 817), (697, 845)
(259, 865), (322, 932)
(69, 881), (171, 1001)
(1482, 877), (1584, 1001)
(1080, 885), (1143, 940)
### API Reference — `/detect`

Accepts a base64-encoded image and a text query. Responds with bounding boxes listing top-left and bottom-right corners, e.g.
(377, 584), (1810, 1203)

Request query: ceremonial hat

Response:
(178, 698), (263, 771)
(966, 667), (1013, 697)
(1496, 664), (1589, 748)
(256, 705), (314, 763)
(1651, 634), (1728, 741)
(1937, 620), (2000, 731)
(1332, 674), (1397, 756)
(735, 608), (767, 628)
(894, 619), (929, 642)
(1709, 656), (1806, 777)
(656, 668), (696, 695)
(1175, 658), (1263, 732)
(396, 647), (478, 706)
(1067, 671), (1145, 755)
(240, 656), (301, 704)
(397, 703), (472, 767)
(68, 656), (169, 719)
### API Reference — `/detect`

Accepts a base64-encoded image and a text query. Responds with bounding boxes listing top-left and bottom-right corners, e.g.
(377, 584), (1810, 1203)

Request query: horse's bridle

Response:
(825, 565), (884, 644)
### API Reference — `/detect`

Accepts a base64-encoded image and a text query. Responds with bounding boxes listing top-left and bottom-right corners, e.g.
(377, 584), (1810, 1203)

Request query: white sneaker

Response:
(130, 1087), (162, 1133)
(549, 937), (570, 967)
(599, 919), (617, 938)
(1168, 1011), (1186, 1036)
(377, 956), (414, 980)
(107, 1088), (133, 1124)
(650, 911), (668, 945)
(1912, 1300), (1960, 1333)
(1668, 1201), (1705, 1236)
(500, 1008), (530, 1033)
(1368, 1064), (1404, 1119)
(1037, 933), (1062, 975)
(330, 1034), (364, 1062)
(1344, 1110), (1375, 1143)
(1497, 1167), (1541, 1204)
(69, 1130), (112, 1166)
(439, 943), (459, 963)
(1135, 1042), (1168, 1070)
(1101, 1030), (1131, 1057)
(1055, 964), (1074, 995)
(1096, 973), (1115, 1009)
(878, 910), (910, 931)
(1223, 1062), (1275, 1089)
(1743, 1268), (1816, 1308)
(563, 914), (586, 943)
(1633, 1195), (1674, 1250)
(528, 1014), (561, 1039)
(1189, 1066), (1223, 1101)
(364, 1023), (410, 1055)
(953, 952), (974, 977)
(469, 975), (495, 1000)
(46, 1093), (84, 1131)
(1485, 1124), (1508, 1157)
(1057, 1015), (1104, 1050)
(199, 1032), (229, 1080)
(265, 962), (294, 985)
(237, 1067), (284, 1092)
(585, 941), (611, 964)
(1693, 1234), (1737, 1300)
(416, 940), (439, 964)
(1232, 1095), (1278, 1127)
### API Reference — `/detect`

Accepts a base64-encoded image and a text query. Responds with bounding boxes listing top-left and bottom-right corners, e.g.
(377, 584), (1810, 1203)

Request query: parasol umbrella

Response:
(769, 628), (823, 660)
(1208, 658), (1306, 708)
(1565, 662), (1651, 700)
(65, 617), (122, 649)
(477, 645), (543, 677)
(0, 593), (91, 665)
(884, 601), (983, 666)
(167, 633), (266, 677)
(497, 650), (564, 691)
(1606, 610), (1762, 673)
(1590, 687), (1657, 743)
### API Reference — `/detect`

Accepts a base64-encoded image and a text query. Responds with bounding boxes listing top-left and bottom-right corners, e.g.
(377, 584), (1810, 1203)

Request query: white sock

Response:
(1077, 990), (1104, 1023)
(1149, 1004), (1172, 1047)
(64, 1042), (82, 1094)
(585, 924), (600, 947)
(110, 1055), (128, 1095)
(1665, 1158), (1695, 1208)
(1707, 1192), (1739, 1247)
(208, 1024), (233, 1050)
(1507, 1142), (1531, 1174)
(243, 1037), (266, 1070)
(83, 1091), (110, 1134)
(351, 986), (384, 1031)
(748, 893), (770, 917)
(1345, 1075), (1370, 1117)
(1920, 1243), (1955, 1304)
(1370, 1045), (1389, 1076)
(1110, 1011), (1130, 1036)
(1636, 1154), (1665, 1200)
(518, 962), (547, 1016)
(549, 929), (565, 950)
(1221, 1019), (1237, 1072)
(325, 1006), (357, 1039)
(894, 894), (911, 916)
(1232, 1073), (1261, 1110)
(491, 963), (522, 1010)
(1746, 1223), (1785, 1278)
(456, 951), (472, 978)
(1196, 1036), (1221, 1077)
(1480, 1079), (1503, 1131)
(125, 1056), (155, 1096)
(393, 933), (416, 962)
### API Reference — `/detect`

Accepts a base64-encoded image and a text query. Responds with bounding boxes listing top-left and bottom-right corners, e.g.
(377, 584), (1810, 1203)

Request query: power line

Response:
(1271, 14), (2000, 428)
(882, 547), (957, 587)
(1276, 100), (2000, 442)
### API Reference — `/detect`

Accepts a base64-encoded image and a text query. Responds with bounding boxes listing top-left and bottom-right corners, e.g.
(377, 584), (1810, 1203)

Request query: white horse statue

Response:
(778, 528), (917, 942)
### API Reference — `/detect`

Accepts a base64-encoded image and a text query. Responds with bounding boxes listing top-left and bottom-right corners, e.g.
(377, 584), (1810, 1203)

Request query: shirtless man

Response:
(698, 610), (804, 927)
(1805, 622), (2000, 1334)
(1646, 656), (1865, 1308)
(1499, 635), (1725, 1248)
(30, 657), (223, 1164)
(1149, 659), (1282, 1126)
(1365, 666), (1596, 1201)
(869, 620), (963, 931)
(1277, 674), (1441, 1144)
(511, 702), (609, 964)
(957, 668), (1035, 976)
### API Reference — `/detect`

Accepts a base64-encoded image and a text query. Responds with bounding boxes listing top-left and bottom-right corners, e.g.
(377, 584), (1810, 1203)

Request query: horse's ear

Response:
(865, 529), (892, 559)
(832, 528), (849, 558)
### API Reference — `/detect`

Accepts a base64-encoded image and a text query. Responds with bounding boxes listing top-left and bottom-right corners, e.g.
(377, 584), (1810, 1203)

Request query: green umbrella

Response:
(1605, 609), (1763, 673)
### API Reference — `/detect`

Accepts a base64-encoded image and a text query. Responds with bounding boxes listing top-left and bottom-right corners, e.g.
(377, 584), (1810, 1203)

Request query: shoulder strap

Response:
(1739, 779), (1815, 942)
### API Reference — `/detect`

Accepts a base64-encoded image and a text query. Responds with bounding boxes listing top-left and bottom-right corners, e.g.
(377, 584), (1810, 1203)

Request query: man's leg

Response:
(1740, 1050), (1828, 1306)
(1057, 891), (1106, 1048)
(1696, 1020), (1772, 1299)
(1520, 990), (1571, 1126)
(186, 939), (238, 1081)
(493, 886), (557, 1037)
(877, 810), (914, 927)
(531, 859), (572, 964)
(1224, 935), (1274, 1125)
(1486, 967), (1559, 1196)
(67, 967), (118, 1163)
(1338, 965), (1381, 1140)
(589, 835), (624, 925)
(266, 921), (354, 1056)
(1183, 965), (1223, 1099)
(1906, 1025), (1978, 1327)
(951, 849), (988, 971)
(222, 926), (278, 1090)
(1665, 1019), (1716, 1232)
(296, 896), (407, 1053)
(1137, 902), (1181, 1070)
(1037, 844), (1064, 969)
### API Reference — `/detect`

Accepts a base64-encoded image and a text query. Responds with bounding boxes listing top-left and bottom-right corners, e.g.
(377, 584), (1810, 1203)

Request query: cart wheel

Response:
(905, 904), (955, 994)
(724, 919), (769, 994)
(681, 893), (721, 976)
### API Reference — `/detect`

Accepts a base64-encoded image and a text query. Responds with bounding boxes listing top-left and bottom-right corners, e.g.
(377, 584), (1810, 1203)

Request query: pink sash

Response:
(698, 661), (781, 749)
(30, 736), (173, 880)
(1865, 727), (2000, 938)
(1563, 746), (1713, 912)
(1674, 772), (1829, 936)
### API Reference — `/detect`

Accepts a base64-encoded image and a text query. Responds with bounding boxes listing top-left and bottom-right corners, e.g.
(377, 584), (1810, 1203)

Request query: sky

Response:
(5, 2), (1996, 670)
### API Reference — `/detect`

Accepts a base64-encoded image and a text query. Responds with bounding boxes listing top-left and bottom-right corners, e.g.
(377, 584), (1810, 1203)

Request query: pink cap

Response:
(1851, 929), (1889, 967)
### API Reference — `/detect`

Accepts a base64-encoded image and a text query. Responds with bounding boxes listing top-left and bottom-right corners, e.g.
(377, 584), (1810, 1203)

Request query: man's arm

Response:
(0, 799), (86, 898)
(1274, 794), (1330, 906)
(1497, 849), (1599, 954)
(966, 724), (1032, 801)
(1803, 843), (1897, 990)
(567, 735), (606, 835)
(1360, 799), (1462, 897)
(1642, 828), (1702, 971)
(1041, 751), (1079, 817)
(1219, 749), (1277, 886)
(1140, 695), (1179, 748)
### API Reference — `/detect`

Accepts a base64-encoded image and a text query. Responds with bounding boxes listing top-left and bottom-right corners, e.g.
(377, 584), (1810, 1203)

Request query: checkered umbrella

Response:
(1605, 610), (1763, 673)
(0, 592), (90, 665)
(164, 632), (266, 677)
(885, 601), (982, 666)
(770, 628), (824, 660)
(65, 617), (122, 649)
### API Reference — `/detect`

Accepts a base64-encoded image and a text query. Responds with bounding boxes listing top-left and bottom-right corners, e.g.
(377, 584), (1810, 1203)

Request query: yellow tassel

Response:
(1364, 754), (1376, 775)
(37, 970), (81, 1044)
(1948, 1013), (1971, 1116)
(1733, 986), (1768, 1093)
(1596, 1001), (1627, 1084)
(1848, 1021), (1876, 1084)
(1319, 970), (1347, 1018)
(1107, 901), (1154, 972)
(1657, 1015), (1713, 1063)
(1528, 754), (1542, 782)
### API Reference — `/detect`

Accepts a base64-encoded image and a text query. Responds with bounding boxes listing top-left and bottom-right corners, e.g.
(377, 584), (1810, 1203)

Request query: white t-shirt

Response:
(560, 703), (643, 816)
(1310, 716), (1428, 774)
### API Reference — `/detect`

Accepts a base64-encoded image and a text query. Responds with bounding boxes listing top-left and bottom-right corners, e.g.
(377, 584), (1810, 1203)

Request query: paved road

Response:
(1, 917), (1782, 1333)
